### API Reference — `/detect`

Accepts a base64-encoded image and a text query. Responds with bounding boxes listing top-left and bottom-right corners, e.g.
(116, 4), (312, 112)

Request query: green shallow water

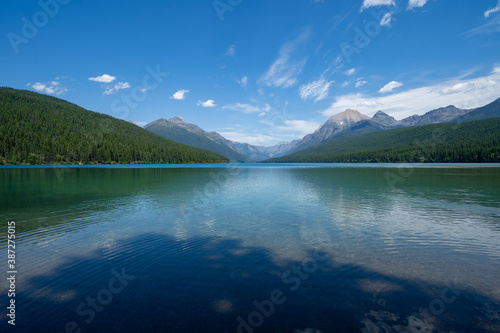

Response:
(1, 164), (500, 332)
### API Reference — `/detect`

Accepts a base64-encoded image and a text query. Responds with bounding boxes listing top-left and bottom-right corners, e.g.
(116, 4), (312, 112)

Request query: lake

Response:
(1, 164), (500, 332)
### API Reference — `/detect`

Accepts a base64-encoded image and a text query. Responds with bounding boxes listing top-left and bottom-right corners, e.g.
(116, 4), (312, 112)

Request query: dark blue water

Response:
(1, 164), (500, 332)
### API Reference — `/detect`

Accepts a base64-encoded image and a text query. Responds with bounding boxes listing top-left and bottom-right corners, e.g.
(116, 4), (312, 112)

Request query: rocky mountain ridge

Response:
(142, 98), (500, 162)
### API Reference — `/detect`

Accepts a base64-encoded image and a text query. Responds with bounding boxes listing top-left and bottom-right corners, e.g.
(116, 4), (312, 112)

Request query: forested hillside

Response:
(264, 118), (500, 163)
(145, 118), (252, 163)
(0, 88), (228, 165)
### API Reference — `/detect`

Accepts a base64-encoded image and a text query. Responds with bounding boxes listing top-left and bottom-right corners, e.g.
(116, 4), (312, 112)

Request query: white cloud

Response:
(485, 0), (500, 17)
(30, 81), (67, 96)
(217, 132), (278, 146)
(261, 29), (310, 88)
(379, 81), (404, 93)
(380, 12), (393, 26)
(322, 67), (500, 120)
(222, 103), (270, 114)
(341, 81), (350, 88)
(238, 76), (248, 88)
(407, 0), (428, 10)
(170, 89), (190, 100)
(465, 15), (500, 36)
(89, 74), (130, 95)
(361, 0), (395, 10)
(225, 44), (236, 56)
(88, 74), (116, 83)
(344, 68), (356, 76)
(439, 82), (475, 95)
(219, 117), (319, 145)
(299, 77), (334, 102)
(103, 82), (131, 95)
(197, 99), (217, 107)
(276, 119), (321, 135)
(355, 78), (368, 88)
(31, 82), (47, 91)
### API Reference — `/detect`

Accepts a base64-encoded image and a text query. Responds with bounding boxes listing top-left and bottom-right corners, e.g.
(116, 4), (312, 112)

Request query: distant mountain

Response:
(0, 88), (228, 165)
(399, 114), (421, 126)
(331, 119), (395, 140)
(322, 110), (403, 141)
(288, 109), (371, 153)
(232, 141), (299, 161)
(281, 104), (476, 155)
(400, 105), (470, 126)
(144, 116), (303, 162)
(266, 141), (301, 157)
(372, 111), (400, 127)
(168, 116), (187, 124)
(231, 142), (268, 161)
(144, 117), (252, 163)
(143, 97), (499, 163)
(452, 98), (500, 123)
(264, 117), (500, 163)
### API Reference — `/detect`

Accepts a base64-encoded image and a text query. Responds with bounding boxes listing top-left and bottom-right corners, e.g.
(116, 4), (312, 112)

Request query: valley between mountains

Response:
(1, 87), (499, 165)
(144, 97), (500, 163)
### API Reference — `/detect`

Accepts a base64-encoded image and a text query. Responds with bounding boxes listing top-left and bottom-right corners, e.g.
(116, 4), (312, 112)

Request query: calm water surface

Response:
(1, 164), (500, 332)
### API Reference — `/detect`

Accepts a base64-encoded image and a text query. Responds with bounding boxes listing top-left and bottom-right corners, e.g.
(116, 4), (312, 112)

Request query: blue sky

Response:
(1, 0), (500, 146)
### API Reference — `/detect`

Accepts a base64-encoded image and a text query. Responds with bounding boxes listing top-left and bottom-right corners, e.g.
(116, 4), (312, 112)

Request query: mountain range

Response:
(0, 88), (228, 165)
(265, 117), (500, 163)
(143, 97), (500, 162)
(144, 117), (251, 163)
(2, 86), (498, 165)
